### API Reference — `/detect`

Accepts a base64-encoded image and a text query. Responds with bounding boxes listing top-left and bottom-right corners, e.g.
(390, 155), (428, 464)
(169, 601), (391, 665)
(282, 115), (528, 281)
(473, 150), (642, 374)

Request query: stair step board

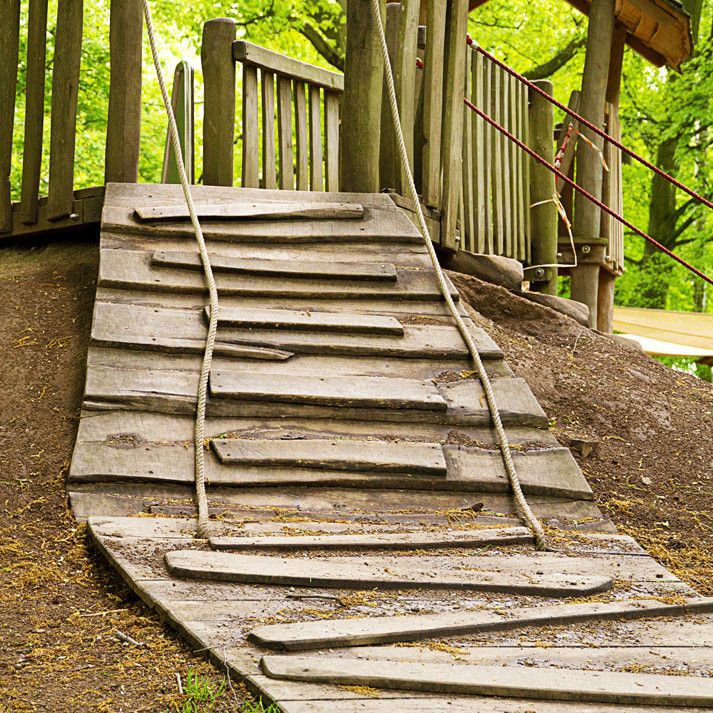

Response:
(210, 371), (448, 412)
(134, 201), (365, 223)
(152, 250), (398, 282)
(259, 655), (713, 708)
(209, 526), (532, 552)
(211, 438), (446, 475)
(207, 306), (404, 336)
(99, 249), (459, 301)
(250, 597), (713, 651)
(164, 551), (612, 597)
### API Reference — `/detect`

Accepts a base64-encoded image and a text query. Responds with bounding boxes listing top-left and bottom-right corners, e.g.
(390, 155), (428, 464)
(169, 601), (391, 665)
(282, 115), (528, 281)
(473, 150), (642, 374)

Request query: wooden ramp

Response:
(72, 184), (713, 711)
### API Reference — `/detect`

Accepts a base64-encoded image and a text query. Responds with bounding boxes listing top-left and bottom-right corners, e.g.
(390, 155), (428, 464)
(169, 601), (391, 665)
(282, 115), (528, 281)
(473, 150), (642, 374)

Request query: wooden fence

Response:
(0, 0), (143, 238)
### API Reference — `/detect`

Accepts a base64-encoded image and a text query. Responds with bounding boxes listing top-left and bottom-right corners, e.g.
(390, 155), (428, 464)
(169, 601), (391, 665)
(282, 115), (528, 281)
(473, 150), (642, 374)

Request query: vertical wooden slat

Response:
(324, 91), (340, 192)
(294, 80), (309, 191)
(261, 70), (277, 189)
(421, 0), (447, 207)
(462, 47), (475, 253)
(20, 0), (49, 225)
(482, 56), (494, 254)
(0, 0), (20, 232)
(242, 64), (259, 188)
(161, 61), (195, 184)
(412, 35), (426, 193)
(517, 79), (529, 261)
(440, 0), (469, 249)
(395, 0), (420, 186)
(379, 3), (401, 192)
(105, 0), (142, 185)
(47, 0), (84, 221)
(501, 70), (513, 257)
(490, 62), (504, 255)
(472, 49), (486, 254)
(202, 19), (236, 186)
(308, 85), (323, 191)
(508, 72), (520, 259)
(277, 75), (294, 190)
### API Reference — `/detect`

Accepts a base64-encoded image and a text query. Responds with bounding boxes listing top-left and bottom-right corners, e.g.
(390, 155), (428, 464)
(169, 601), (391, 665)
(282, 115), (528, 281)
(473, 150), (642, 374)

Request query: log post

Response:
(202, 18), (236, 187)
(340, 0), (385, 193)
(571, 0), (615, 327)
(105, 0), (143, 184)
(527, 80), (558, 295)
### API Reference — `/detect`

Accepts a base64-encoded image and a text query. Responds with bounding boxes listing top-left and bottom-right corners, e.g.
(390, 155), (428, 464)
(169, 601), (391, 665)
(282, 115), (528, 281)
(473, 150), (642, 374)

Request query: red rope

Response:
(463, 96), (713, 285)
(474, 45), (713, 212)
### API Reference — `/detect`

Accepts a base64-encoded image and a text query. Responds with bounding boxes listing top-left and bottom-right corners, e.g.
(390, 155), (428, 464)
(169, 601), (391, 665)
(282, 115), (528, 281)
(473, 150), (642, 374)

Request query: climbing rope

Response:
(142, 0), (216, 537)
(370, 0), (548, 550)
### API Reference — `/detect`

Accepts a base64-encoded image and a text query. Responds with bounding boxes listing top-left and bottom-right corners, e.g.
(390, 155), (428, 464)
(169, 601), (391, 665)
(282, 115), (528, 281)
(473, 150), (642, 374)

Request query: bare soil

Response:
(0, 237), (710, 711)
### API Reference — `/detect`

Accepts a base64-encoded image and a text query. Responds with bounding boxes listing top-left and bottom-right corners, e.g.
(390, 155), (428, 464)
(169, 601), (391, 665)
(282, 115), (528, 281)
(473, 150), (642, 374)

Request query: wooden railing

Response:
(0, 0), (143, 238)
(201, 20), (343, 192)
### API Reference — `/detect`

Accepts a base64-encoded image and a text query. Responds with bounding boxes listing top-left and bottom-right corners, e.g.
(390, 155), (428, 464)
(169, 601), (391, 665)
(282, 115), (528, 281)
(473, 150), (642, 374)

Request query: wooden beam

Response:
(104, 0), (143, 184)
(340, 0), (385, 192)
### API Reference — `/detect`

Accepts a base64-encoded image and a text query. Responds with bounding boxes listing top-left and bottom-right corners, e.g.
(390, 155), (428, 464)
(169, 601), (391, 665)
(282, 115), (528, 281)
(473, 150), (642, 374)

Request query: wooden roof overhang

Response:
(468, 0), (693, 70)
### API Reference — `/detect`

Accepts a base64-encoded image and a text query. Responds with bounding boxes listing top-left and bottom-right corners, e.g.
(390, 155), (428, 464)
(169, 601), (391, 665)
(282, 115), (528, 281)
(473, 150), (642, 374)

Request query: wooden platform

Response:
(71, 184), (713, 711)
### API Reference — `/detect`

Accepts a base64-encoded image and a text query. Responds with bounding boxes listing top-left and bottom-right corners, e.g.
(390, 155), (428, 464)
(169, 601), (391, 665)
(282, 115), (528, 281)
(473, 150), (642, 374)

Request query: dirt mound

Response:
(451, 271), (713, 594)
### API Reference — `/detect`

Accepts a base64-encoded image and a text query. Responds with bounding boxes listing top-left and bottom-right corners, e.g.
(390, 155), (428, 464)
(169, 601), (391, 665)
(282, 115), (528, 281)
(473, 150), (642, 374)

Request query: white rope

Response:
(142, 0), (216, 538)
(369, 0), (547, 550)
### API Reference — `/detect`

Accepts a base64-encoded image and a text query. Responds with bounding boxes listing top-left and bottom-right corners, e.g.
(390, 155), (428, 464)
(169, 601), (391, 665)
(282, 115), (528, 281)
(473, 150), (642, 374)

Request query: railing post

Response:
(202, 18), (236, 186)
(0, 0), (21, 233)
(105, 0), (143, 184)
(379, 3), (401, 192)
(340, 0), (385, 192)
(527, 80), (558, 295)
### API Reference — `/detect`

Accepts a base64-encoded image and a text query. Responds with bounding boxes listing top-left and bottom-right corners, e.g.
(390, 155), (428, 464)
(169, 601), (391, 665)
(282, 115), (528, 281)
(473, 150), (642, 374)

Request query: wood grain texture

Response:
(134, 202), (364, 222)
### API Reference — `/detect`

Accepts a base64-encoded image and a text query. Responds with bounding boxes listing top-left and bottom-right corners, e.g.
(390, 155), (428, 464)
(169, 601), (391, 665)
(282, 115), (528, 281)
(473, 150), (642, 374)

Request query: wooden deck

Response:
(71, 183), (713, 711)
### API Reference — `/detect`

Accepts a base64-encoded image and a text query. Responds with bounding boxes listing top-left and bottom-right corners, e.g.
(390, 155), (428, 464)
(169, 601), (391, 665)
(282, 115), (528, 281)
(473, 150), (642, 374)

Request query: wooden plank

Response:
(46, 0), (83, 221)
(439, 0), (469, 249)
(134, 202), (364, 222)
(210, 527), (531, 552)
(379, 3), (401, 193)
(210, 371), (448, 412)
(517, 78), (528, 261)
(308, 85), (323, 191)
(294, 81), (309, 191)
(0, 0), (20, 231)
(152, 251), (397, 281)
(212, 439), (446, 475)
(421, 0), (447, 207)
(462, 46), (475, 253)
(210, 306), (404, 336)
(251, 597), (713, 651)
(104, 0), (142, 184)
(490, 61), (505, 255)
(19, 0), (49, 225)
(323, 92), (340, 192)
(201, 19), (236, 186)
(166, 551), (612, 596)
(501, 70), (513, 257)
(233, 40), (344, 92)
(481, 55), (493, 253)
(261, 71), (277, 189)
(277, 75), (294, 190)
(241, 64), (260, 188)
(260, 655), (713, 707)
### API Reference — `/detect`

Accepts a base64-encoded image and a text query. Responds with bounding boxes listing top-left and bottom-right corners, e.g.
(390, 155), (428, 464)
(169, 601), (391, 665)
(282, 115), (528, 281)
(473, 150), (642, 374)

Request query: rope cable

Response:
(370, 0), (548, 550)
(141, 0), (216, 537)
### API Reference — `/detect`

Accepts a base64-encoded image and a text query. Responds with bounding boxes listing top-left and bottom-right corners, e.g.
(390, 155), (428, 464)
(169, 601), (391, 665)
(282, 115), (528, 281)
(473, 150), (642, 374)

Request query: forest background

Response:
(7, 0), (713, 373)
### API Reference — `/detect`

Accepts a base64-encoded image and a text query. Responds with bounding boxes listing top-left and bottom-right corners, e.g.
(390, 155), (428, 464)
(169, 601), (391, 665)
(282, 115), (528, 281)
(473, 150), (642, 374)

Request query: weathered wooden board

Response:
(208, 306), (404, 336)
(212, 439), (446, 475)
(209, 527), (532, 552)
(261, 655), (713, 708)
(165, 551), (612, 596)
(99, 249), (460, 301)
(210, 371), (448, 411)
(250, 598), (713, 651)
(152, 251), (398, 281)
(134, 202), (364, 222)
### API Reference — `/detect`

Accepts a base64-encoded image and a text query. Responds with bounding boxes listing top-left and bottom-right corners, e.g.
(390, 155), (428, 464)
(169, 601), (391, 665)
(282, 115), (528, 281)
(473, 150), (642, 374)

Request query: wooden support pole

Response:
(20, 0), (49, 225)
(340, 0), (385, 193)
(571, 0), (615, 327)
(528, 80), (558, 295)
(47, 0), (84, 222)
(202, 18), (236, 186)
(379, 3), (401, 192)
(105, 0), (143, 184)
(440, 0), (469, 250)
(0, 0), (21, 233)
